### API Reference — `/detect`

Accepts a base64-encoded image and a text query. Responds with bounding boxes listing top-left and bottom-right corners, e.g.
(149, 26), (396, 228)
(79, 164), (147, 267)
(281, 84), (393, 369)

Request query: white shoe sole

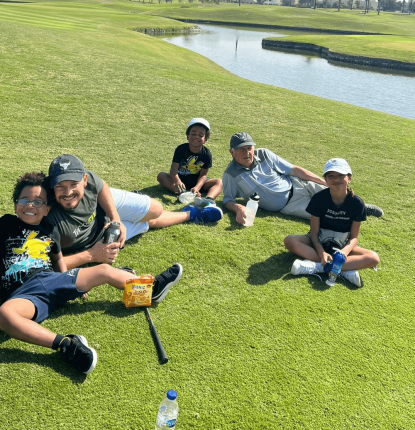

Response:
(77, 335), (98, 375)
(152, 264), (183, 304)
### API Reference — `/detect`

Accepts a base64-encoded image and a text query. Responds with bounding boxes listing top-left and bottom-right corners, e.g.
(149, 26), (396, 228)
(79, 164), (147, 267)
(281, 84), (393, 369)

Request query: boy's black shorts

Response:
(179, 175), (210, 191)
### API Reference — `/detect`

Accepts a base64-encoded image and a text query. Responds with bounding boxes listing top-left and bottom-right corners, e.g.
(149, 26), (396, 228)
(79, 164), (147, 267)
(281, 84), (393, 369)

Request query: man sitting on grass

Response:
(46, 154), (221, 270)
(0, 172), (182, 374)
(222, 132), (383, 226)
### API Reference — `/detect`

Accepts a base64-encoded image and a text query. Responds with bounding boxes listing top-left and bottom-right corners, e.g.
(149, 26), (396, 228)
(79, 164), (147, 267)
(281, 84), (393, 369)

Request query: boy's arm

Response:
(190, 168), (209, 195)
(309, 216), (331, 266)
(50, 252), (67, 273)
(169, 162), (186, 193)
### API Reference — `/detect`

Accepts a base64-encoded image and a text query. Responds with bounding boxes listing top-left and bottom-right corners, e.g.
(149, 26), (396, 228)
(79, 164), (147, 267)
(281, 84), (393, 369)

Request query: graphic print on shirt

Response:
(178, 156), (204, 176)
(3, 230), (53, 284)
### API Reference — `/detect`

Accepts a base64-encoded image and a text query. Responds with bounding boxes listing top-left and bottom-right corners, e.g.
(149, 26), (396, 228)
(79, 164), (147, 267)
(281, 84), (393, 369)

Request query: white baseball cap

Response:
(323, 158), (352, 176)
(186, 118), (211, 135)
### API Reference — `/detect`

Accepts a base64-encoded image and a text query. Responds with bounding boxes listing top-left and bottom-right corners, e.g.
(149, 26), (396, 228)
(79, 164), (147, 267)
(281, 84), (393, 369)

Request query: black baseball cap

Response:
(49, 154), (85, 188)
(230, 132), (256, 150)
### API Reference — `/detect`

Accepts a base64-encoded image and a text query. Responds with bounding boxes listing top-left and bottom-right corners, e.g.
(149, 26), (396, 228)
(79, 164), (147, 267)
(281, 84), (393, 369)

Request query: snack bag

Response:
(123, 274), (155, 307)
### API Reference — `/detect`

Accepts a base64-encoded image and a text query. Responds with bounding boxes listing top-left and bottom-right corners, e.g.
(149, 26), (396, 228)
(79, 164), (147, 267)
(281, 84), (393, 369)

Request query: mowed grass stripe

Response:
(0, 4), (99, 31)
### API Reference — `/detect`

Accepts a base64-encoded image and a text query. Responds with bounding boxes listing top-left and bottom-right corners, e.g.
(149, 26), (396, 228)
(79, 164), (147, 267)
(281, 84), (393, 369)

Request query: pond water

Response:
(164, 25), (415, 120)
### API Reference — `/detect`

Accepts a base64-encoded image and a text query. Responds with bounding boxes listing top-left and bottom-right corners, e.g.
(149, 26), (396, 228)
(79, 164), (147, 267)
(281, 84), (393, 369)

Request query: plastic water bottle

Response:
(325, 250), (346, 287)
(244, 193), (260, 227)
(103, 221), (120, 244)
(155, 390), (179, 429)
(178, 191), (196, 204)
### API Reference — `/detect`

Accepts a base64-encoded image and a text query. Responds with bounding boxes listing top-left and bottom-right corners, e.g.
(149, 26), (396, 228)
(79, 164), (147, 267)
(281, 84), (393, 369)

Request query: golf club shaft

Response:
(144, 307), (168, 365)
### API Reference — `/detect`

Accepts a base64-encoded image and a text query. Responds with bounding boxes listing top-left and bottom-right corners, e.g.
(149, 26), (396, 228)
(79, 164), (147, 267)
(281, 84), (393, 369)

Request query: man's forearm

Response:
(225, 200), (249, 226)
(290, 166), (326, 186)
(224, 200), (244, 213)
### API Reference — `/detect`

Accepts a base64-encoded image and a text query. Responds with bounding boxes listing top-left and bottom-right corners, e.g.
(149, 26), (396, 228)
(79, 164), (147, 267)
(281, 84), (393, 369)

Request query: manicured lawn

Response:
(0, 1), (414, 429)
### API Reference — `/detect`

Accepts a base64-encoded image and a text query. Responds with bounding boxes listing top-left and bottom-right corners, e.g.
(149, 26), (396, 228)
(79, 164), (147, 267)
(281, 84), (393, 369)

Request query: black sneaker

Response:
(118, 266), (136, 275)
(152, 263), (183, 304)
(365, 204), (384, 218)
(58, 335), (97, 374)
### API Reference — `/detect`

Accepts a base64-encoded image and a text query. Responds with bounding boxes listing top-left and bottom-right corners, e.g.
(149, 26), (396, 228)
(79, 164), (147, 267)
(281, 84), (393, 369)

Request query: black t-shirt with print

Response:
(306, 188), (366, 233)
(0, 214), (60, 304)
(173, 143), (212, 181)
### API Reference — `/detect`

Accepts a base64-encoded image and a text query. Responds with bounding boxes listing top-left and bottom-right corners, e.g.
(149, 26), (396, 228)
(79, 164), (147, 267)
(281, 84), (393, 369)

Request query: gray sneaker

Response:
(194, 196), (216, 208)
(365, 204), (384, 218)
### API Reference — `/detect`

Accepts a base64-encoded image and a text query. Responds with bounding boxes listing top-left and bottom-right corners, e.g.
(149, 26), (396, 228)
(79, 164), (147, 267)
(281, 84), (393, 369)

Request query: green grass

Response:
(150, 3), (415, 62)
(1, 1), (415, 429)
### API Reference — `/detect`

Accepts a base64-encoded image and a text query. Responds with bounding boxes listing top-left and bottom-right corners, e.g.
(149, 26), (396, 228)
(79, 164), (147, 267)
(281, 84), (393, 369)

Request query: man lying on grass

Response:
(222, 132), (384, 226)
(0, 172), (182, 374)
(47, 154), (221, 270)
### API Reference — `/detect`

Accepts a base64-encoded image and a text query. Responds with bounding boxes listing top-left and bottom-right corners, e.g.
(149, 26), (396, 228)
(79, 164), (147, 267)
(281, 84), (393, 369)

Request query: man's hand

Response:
(224, 201), (248, 225)
(90, 240), (120, 264)
(118, 222), (127, 248)
(235, 205), (248, 226)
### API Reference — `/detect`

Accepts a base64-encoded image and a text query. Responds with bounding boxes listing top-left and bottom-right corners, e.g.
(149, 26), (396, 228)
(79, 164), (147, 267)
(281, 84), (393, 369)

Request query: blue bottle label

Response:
(166, 418), (177, 427)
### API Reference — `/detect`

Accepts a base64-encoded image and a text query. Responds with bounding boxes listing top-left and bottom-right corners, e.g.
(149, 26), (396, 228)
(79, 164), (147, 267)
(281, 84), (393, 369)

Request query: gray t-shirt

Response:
(222, 148), (294, 212)
(46, 170), (106, 254)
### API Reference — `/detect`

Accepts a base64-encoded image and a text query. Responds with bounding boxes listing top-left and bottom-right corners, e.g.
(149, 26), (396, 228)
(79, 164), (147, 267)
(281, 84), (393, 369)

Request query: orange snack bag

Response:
(123, 274), (155, 308)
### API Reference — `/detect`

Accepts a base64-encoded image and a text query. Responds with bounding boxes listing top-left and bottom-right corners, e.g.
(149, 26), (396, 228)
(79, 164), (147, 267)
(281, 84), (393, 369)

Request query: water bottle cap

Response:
(249, 192), (260, 202)
(167, 390), (177, 400)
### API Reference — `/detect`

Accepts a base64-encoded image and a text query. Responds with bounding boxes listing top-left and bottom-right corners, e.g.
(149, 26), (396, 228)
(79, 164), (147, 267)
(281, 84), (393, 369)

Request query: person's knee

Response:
(0, 303), (14, 328)
(148, 199), (163, 220)
(369, 251), (380, 266)
(96, 263), (113, 277)
(157, 172), (167, 185)
(284, 235), (295, 250)
(0, 306), (7, 328)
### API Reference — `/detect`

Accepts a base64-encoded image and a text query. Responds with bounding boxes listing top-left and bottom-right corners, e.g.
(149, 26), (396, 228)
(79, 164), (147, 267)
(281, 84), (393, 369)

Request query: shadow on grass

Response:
(134, 185), (178, 207)
(48, 299), (145, 320)
(0, 347), (89, 383)
(223, 207), (311, 230)
(247, 253), (292, 285)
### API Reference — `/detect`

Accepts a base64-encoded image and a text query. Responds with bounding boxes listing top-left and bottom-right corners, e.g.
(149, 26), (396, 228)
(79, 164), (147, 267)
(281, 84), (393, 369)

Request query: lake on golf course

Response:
(163, 25), (415, 121)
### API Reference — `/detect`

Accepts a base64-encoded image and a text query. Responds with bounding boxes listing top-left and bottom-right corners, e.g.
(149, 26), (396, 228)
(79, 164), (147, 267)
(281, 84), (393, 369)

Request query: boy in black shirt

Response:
(0, 173), (182, 374)
(157, 118), (223, 208)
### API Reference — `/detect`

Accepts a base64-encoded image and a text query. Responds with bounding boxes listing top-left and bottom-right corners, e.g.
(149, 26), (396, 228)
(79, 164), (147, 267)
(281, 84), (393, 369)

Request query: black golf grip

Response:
(144, 307), (168, 365)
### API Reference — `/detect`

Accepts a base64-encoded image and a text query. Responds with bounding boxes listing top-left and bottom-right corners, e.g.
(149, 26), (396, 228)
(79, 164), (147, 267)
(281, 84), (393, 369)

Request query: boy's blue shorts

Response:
(7, 269), (83, 323)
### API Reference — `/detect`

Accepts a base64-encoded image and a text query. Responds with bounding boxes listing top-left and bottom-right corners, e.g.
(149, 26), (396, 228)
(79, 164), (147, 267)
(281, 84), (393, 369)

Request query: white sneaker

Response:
(340, 270), (362, 287)
(291, 259), (317, 276)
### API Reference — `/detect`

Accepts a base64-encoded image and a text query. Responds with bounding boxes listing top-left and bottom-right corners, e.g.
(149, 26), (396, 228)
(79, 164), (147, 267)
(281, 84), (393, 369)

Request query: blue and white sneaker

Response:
(182, 204), (199, 221)
(195, 206), (223, 224)
(182, 204), (223, 224)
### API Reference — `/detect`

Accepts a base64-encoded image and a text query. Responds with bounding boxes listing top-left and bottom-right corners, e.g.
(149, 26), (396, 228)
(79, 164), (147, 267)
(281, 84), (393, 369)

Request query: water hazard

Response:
(164, 25), (415, 120)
